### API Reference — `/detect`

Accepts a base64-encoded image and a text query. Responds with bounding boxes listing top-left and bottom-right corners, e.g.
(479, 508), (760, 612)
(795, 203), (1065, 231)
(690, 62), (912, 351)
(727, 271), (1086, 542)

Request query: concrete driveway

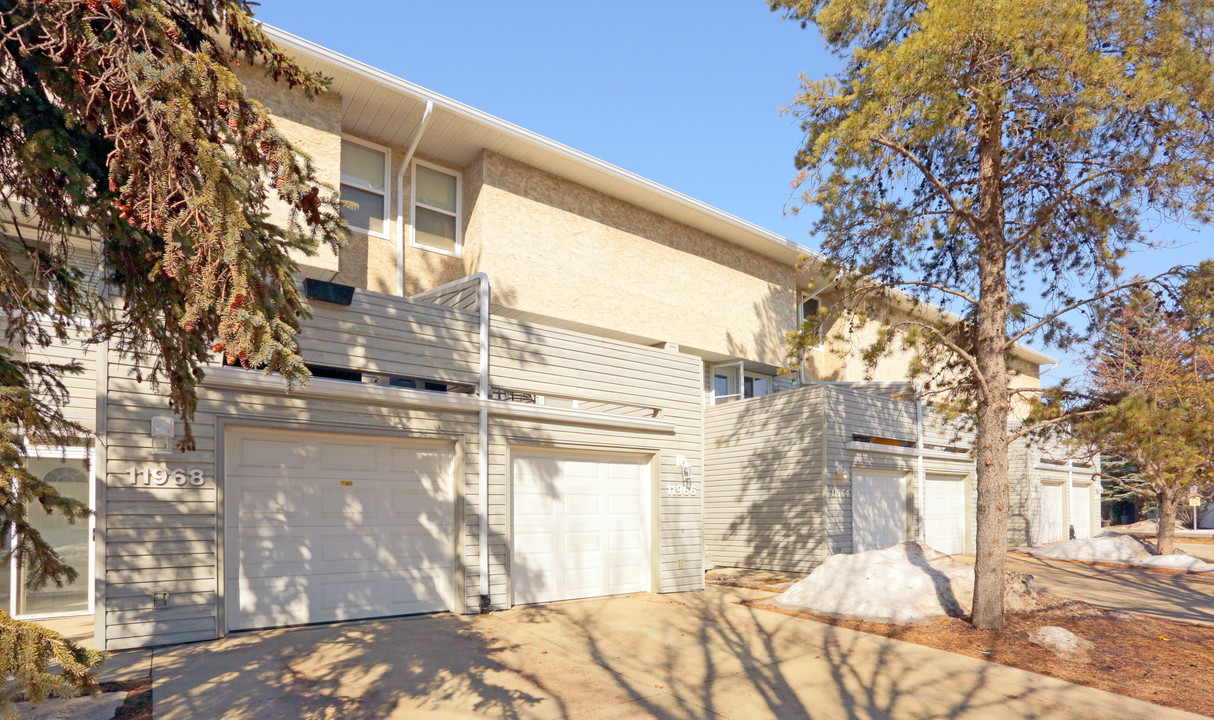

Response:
(1001, 554), (1214, 626)
(147, 585), (1201, 720)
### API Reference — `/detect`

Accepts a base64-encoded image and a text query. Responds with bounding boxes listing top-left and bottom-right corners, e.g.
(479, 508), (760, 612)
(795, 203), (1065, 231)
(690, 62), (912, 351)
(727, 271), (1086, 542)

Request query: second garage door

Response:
(923, 475), (967, 555)
(1037, 481), (1066, 545)
(1070, 483), (1093, 539)
(224, 428), (455, 631)
(512, 452), (651, 605)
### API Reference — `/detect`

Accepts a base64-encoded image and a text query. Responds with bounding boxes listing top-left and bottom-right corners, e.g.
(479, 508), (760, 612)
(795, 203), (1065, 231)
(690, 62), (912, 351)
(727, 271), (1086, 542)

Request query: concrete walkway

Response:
(149, 585), (1201, 720)
(1002, 555), (1214, 626)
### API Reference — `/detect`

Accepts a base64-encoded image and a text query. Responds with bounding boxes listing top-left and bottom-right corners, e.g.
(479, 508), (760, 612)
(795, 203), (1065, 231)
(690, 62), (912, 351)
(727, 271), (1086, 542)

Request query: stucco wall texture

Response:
(469, 152), (798, 368)
(235, 66), (342, 278)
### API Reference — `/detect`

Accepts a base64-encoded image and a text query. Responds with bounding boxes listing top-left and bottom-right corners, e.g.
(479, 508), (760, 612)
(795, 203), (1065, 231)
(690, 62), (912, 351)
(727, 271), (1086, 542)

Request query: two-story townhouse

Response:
(8, 27), (1098, 651)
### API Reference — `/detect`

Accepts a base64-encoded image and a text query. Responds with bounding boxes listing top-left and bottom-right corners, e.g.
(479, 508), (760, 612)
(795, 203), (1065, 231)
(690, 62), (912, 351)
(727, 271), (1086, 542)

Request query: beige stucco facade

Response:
(245, 71), (1044, 390)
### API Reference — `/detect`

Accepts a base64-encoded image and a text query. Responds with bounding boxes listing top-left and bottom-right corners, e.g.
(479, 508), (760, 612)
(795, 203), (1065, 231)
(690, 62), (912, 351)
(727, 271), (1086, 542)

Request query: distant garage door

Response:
(1038, 482), (1066, 545)
(224, 427), (455, 631)
(852, 468), (907, 553)
(923, 475), (967, 555)
(1070, 483), (1093, 539)
(512, 452), (650, 605)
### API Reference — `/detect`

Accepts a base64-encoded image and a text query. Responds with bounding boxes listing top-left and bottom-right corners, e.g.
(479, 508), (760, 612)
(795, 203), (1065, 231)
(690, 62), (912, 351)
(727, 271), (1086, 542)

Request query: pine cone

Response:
(228, 116), (238, 132)
(211, 342), (225, 353)
(184, 320), (197, 333)
(259, 140), (271, 154)
(230, 292), (248, 309)
(276, 174), (286, 190)
(217, 96), (229, 115)
(110, 0), (124, 9)
(167, 26), (179, 42)
(87, 0), (101, 12)
(108, 176), (118, 192)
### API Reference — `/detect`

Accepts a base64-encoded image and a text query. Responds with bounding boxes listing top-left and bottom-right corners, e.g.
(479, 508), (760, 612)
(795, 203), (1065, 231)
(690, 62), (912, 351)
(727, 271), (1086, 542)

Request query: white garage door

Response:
(1070, 484), (1093, 539)
(923, 475), (966, 555)
(852, 468), (907, 553)
(1038, 482), (1066, 544)
(225, 428), (455, 631)
(512, 452), (650, 605)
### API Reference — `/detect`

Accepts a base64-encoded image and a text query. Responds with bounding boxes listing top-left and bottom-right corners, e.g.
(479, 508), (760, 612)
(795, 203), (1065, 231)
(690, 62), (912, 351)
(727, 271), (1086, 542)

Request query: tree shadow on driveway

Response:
(152, 585), (1189, 719)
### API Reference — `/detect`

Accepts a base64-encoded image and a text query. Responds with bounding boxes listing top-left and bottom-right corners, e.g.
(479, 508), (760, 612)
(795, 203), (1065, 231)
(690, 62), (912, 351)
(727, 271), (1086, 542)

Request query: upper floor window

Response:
(340, 138), (390, 237)
(411, 160), (462, 256)
(744, 373), (771, 399)
(799, 293), (820, 324)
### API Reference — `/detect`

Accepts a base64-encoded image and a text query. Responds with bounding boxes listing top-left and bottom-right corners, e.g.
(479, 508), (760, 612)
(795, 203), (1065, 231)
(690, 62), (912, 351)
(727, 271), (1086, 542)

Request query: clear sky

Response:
(255, 1), (1213, 383)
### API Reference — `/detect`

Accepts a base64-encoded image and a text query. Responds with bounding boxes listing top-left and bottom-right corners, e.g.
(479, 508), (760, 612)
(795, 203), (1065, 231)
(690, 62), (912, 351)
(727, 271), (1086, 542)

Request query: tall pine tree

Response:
(773, 0), (1214, 628)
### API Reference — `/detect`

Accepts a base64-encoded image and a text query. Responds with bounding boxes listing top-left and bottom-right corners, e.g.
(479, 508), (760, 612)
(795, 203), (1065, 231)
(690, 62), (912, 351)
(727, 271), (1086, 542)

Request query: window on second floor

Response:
(411, 160), (462, 256)
(744, 373), (771, 399)
(799, 293), (820, 324)
(340, 138), (389, 237)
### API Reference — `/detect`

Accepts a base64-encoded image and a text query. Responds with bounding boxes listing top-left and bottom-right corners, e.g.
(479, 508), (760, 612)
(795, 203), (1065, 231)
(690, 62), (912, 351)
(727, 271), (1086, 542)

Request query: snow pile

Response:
(773, 542), (1029, 623)
(1027, 532), (1214, 572)
(1029, 626), (1093, 663)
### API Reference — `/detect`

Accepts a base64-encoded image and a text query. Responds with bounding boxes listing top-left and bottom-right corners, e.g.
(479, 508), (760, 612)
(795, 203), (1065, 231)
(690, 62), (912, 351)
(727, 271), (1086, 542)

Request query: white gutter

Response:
(204, 367), (676, 433)
(915, 387), (926, 542)
(395, 100), (434, 296)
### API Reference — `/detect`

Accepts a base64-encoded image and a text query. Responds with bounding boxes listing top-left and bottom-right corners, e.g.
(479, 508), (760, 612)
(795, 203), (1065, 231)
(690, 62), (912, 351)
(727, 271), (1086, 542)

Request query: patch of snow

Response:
(1029, 626), (1093, 663)
(1027, 532), (1214, 572)
(772, 542), (1037, 623)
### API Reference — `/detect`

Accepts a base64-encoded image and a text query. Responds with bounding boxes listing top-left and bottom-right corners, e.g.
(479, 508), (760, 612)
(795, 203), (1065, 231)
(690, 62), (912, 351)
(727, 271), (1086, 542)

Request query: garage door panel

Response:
(226, 429), (454, 631)
(1071, 485), (1092, 539)
(512, 453), (649, 605)
(923, 476), (966, 555)
(1038, 483), (1065, 544)
(319, 442), (379, 471)
(853, 469), (907, 553)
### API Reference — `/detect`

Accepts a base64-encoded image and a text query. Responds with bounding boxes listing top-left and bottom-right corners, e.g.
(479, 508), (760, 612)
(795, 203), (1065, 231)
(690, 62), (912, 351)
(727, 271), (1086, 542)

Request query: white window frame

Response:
(8, 445), (95, 620)
(798, 290), (824, 353)
(410, 159), (463, 258)
(340, 135), (391, 239)
(709, 361), (744, 405)
(743, 372), (773, 399)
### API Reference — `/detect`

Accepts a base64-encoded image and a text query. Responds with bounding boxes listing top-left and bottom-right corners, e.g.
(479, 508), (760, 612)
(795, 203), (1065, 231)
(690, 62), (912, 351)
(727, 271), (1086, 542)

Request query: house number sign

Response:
(665, 484), (698, 497)
(128, 467), (206, 486)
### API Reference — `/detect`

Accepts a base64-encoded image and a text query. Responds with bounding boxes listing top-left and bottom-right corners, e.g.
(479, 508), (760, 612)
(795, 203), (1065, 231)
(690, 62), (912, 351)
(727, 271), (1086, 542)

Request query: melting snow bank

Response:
(772, 542), (1039, 624)
(1026, 532), (1214, 573)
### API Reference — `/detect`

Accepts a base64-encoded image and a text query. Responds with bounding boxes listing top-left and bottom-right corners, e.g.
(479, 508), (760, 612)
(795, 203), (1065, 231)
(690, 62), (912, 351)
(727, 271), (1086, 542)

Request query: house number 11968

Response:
(128, 467), (206, 486)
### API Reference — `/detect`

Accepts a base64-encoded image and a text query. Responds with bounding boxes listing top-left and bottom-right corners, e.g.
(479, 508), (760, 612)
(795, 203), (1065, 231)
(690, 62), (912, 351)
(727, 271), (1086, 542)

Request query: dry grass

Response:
(753, 597), (1214, 717)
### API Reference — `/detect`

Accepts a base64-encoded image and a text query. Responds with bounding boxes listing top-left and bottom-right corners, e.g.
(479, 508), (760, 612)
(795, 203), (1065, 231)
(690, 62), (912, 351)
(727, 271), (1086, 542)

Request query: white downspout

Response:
(1066, 458), (1074, 538)
(476, 274), (491, 610)
(915, 385), (926, 542)
(395, 100), (434, 296)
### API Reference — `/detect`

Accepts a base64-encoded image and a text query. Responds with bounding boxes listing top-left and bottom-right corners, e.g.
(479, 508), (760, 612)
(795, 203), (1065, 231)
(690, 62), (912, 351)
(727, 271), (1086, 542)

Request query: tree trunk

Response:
(970, 102), (1011, 631)
(1156, 486), (1179, 555)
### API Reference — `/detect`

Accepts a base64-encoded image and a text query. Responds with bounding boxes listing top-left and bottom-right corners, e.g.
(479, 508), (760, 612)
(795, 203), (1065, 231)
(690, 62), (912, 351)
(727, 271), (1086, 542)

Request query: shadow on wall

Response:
(706, 387), (827, 574)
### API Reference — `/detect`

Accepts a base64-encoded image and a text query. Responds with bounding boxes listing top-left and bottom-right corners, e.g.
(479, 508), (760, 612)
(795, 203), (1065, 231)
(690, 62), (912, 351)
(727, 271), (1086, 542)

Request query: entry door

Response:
(852, 468), (907, 553)
(1038, 482), (1066, 544)
(225, 428), (455, 631)
(1070, 484), (1092, 539)
(923, 475), (967, 555)
(512, 452), (650, 604)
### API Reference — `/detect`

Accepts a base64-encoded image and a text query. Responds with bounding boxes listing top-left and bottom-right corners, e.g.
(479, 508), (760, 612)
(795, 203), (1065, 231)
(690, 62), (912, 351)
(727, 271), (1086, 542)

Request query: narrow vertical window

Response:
(411, 161), (462, 256)
(340, 138), (389, 236)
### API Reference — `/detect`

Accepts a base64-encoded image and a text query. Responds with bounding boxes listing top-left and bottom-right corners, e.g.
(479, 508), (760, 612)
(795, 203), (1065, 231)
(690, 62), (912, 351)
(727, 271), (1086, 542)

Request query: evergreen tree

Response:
(1072, 263), (1214, 554)
(772, 0), (1214, 628)
(0, 0), (346, 704)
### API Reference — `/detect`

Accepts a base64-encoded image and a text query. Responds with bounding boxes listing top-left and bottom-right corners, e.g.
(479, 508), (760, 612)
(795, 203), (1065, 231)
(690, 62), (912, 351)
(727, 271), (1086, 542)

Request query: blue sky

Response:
(255, 1), (1212, 383)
